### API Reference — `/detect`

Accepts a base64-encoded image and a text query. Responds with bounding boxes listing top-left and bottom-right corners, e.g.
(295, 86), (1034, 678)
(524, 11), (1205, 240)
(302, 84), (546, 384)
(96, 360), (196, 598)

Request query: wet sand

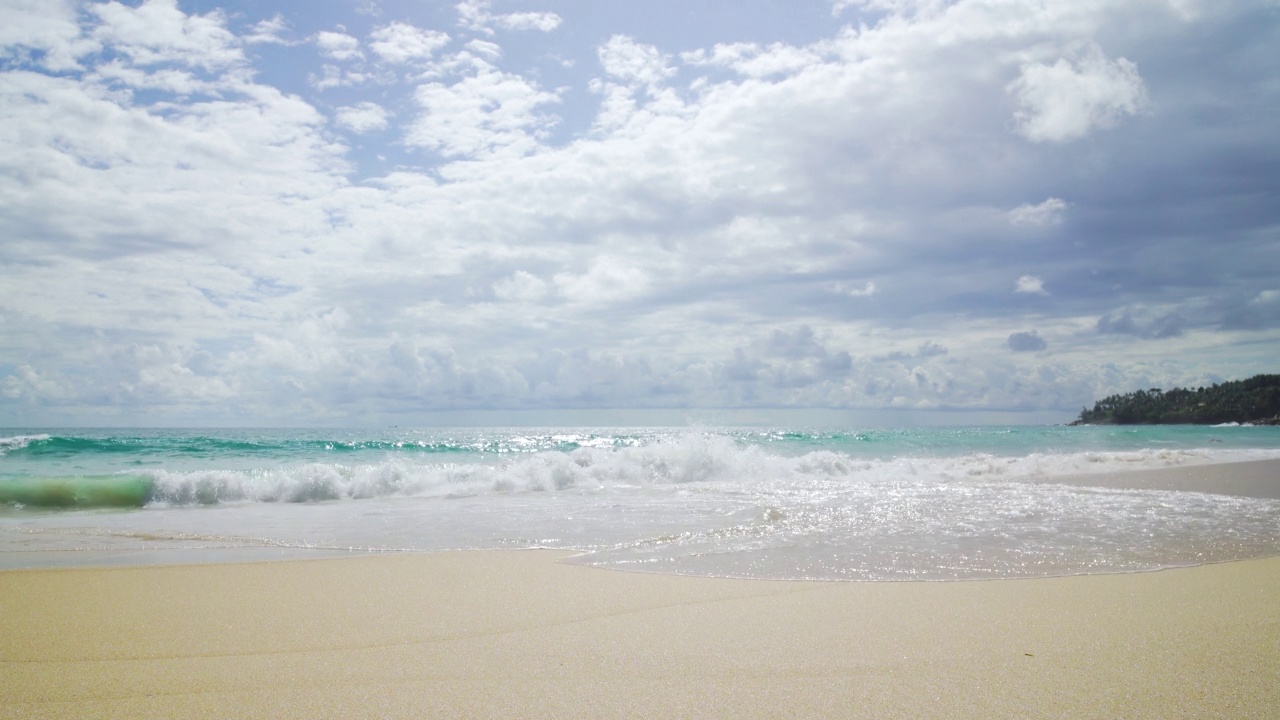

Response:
(1049, 457), (1280, 499)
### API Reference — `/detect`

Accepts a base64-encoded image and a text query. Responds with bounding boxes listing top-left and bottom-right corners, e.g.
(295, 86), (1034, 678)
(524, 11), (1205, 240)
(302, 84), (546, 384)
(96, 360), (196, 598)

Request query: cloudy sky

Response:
(1, 0), (1277, 426)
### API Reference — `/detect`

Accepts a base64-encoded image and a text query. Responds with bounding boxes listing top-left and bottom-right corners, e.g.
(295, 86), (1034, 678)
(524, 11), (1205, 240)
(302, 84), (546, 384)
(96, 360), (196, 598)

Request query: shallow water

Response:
(2, 425), (1279, 579)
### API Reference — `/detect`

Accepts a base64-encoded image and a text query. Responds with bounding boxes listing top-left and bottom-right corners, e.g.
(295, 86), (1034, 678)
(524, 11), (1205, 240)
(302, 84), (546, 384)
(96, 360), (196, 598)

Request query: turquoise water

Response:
(2, 425), (1279, 579)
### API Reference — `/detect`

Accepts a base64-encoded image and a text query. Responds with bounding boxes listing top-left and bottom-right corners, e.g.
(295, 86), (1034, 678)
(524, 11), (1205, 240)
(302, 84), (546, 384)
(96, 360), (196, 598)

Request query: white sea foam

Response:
(35, 453), (1280, 580)
(137, 438), (1280, 506)
(0, 434), (49, 455)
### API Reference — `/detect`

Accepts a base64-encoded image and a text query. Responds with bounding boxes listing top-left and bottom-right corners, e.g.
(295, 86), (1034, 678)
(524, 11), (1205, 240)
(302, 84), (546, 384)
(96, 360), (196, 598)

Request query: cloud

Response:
(766, 325), (829, 360)
(830, 0), (859, 17)
(308, 63), (370, 90)
(553, 258), (649, 304)
(1096, 312), (1141, 336)
(0, 0), (99, 71)
(315, 30), (362, 61)
(88, 0), (245, 70)
(1015, 275), (1048, 295)
(832, 1), (938, 16)
(681, 42), (823, 78)
(496, 11), (562, 33)
(456, 0), (562, 35)
(244, 14), (291, 46)
(1252, 290), (1280, 305)
(718, 325), (856, 393)
(912, 341), (949, 359)
(456, 0), (490, 33)
(1149, 314), (1186, 338)
(405, 53), (561, 157)
(598, 35), (675, 88)
(464, 39), (502, 61)
(2, 0), (1278, 423)
(334, 101), (390, 133)
(493, 270), (548, 302)
(1007, 331), (1047, 353)
(1007, 197), (1067, 226)
(590, 35), (684, 133)
(1221, 290), (1280, 330)
(1008, 44), (1148, 143)
(834, 281), (878, 297)
(368, 22), (449, 64)
(1096, 309), (1188, 339)
(0, 6), (348, 277)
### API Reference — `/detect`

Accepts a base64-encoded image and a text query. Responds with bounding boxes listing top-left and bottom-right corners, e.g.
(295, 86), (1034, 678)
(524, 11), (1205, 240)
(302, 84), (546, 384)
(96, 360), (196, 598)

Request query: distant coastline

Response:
(1072, 374), (1280, 426)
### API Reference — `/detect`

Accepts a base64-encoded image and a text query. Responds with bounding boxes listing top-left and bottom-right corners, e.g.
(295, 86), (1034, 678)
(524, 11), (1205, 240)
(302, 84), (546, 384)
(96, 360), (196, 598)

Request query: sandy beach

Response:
(1050, 457), (1280, 499)
(2, 460), (1279, 719)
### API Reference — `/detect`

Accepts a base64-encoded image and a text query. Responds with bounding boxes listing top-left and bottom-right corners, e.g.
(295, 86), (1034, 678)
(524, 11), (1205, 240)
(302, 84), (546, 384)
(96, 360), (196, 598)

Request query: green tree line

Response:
(1073, 374), (1280, 425)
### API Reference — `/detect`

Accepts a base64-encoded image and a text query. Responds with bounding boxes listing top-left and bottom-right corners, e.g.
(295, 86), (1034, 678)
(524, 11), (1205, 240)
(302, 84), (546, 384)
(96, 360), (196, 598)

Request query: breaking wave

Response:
(4, 433), (1278, 509)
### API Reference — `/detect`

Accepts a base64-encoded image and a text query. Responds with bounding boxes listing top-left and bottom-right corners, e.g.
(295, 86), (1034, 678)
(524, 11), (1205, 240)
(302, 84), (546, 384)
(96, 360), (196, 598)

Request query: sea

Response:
(2, 425), (1279, 581)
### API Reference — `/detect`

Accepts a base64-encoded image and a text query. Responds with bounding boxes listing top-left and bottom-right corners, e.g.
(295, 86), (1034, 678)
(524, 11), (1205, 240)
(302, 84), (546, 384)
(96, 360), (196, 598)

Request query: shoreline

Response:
(3, 459), (1279, 717)
(1, 457), (1277, 576)
(3, 549), (1279, 719)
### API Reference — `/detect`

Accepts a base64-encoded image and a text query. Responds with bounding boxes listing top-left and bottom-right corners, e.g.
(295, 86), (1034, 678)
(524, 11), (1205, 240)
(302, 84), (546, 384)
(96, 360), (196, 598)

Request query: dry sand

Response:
(2, 461), (1279, 719)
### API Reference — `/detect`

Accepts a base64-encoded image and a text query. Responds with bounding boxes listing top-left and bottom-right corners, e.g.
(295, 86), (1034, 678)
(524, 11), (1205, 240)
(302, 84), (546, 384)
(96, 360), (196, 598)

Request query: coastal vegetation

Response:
(1073, 374), (1280, 425)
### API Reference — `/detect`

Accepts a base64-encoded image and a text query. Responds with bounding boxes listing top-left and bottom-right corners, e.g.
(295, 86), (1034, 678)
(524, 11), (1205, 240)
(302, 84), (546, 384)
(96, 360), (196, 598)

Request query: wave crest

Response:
(5, 435), (1279, 509)
(0, 434), (51, 455)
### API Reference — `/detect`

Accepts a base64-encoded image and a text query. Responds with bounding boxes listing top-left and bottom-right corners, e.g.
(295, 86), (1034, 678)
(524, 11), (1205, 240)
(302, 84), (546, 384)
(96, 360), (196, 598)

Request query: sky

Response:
(1, 0), (1278, 427)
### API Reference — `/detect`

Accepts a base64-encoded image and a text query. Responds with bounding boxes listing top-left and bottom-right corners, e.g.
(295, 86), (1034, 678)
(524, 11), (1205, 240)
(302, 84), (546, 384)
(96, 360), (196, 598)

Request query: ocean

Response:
(2, 425), (1279, 580)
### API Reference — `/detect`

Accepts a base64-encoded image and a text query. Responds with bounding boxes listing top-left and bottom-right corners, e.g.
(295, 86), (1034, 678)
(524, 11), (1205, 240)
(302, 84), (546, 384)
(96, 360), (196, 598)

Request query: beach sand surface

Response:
(1050, 457), (1280, 499)
(2, 460), (1279, 719)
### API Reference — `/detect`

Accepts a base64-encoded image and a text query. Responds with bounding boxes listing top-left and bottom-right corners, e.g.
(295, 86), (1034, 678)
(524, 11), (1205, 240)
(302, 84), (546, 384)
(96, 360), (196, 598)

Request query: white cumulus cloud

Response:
(682, 41), (823, 78)
(1009, 45), (1148, 143)
(314, 30), (362, 61)
(369, 22), (449, 64)
(834, 281), (878, 297)
(334, 101), (390, 133)
(244, 14), (291, 45)
(0, 0), (99, 71)
(1015, 275), (1049, 295)
(406, 56), (561, 157)
(599, 35), (675, 88)
(90, 0), (244, 70)
(457, 0), (562, 35)
(495, 11), (561, 32)
(1007, 197), (1067, 226)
